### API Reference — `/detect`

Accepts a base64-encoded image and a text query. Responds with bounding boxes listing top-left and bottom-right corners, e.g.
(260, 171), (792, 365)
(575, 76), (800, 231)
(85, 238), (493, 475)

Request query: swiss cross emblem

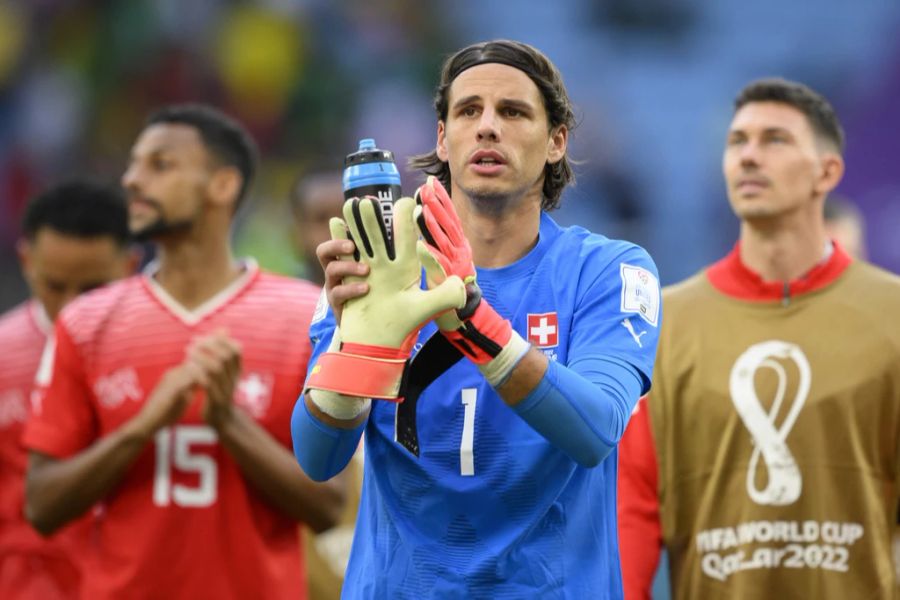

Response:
(235, 372), (274, 419)
(527, 312), (558, 348)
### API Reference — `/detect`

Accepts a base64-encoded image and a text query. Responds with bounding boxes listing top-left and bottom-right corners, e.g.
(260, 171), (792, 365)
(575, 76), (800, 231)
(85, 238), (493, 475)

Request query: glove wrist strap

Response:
(307, 388), (371, 420)
(478, 330), (531, 388)
(307, 350), (408, 401)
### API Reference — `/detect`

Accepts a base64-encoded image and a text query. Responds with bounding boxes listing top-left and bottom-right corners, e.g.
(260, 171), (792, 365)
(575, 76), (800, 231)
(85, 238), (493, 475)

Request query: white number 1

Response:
(153, 425), (218, 507)
(460, 388), (477, 476)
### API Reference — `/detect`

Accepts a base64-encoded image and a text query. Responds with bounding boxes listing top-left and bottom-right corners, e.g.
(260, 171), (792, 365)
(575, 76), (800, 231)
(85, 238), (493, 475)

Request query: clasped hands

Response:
(135, 330), (242, 438)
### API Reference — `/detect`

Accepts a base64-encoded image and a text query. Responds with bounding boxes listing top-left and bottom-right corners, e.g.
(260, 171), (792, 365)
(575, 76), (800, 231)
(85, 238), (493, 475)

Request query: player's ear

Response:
(121, 246), (142, 276)
(16, 238), (33, 278)
(209, 166), (242, 210)
(436, 121), (449, 163)
(814, 152), (844, 197)
(546, 124), (568, 165)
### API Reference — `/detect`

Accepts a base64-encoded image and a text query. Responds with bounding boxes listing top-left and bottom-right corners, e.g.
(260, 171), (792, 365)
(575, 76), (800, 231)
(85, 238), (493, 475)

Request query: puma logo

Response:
(621, 318), (647, 347)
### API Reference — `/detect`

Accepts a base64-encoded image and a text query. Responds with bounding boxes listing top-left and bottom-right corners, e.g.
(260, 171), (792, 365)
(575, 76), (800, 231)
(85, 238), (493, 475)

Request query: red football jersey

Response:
(23, 263), (319, 600)
(0, 301), (83, 600)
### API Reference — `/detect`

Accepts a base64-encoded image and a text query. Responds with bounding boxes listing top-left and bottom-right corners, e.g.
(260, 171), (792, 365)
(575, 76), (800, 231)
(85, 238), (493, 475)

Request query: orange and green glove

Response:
(306, 195), (466, 401)
(414, 177), (531, 387)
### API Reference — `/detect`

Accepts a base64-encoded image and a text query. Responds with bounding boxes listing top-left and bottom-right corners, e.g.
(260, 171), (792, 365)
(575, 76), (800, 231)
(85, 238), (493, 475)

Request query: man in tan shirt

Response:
(618, 78), (900, 599)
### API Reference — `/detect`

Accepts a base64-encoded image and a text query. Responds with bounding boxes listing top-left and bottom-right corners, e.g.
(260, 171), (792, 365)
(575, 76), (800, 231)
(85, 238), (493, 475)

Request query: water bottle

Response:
(342, 138), (402, 243)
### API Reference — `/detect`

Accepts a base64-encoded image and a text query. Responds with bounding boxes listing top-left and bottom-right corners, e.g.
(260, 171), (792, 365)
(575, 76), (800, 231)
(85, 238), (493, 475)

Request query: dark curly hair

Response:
(23, 179), (129, 246)
(409, 40), (577, 211)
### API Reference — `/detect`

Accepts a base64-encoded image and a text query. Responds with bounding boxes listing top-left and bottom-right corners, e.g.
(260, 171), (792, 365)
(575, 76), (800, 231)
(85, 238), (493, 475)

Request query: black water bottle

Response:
(342, 139), (402, 242)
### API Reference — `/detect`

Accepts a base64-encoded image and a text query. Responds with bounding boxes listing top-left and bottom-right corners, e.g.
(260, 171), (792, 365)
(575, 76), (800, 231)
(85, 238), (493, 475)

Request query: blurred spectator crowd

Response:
(2, 0), (899, 313)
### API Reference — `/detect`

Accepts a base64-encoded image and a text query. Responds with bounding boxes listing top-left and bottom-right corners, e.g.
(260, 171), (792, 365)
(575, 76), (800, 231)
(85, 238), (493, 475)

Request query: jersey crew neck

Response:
(475, 212), (561, 282)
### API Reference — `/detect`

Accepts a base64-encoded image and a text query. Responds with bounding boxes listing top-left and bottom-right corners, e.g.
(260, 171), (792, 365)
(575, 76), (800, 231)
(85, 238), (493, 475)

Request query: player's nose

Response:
(476, 108), (500, 142)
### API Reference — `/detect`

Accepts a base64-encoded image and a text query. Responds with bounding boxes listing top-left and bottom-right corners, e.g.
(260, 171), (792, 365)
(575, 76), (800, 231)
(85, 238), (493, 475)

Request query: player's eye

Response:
(151, 157), (172, 170)
(44, 280), (66, 293)
(79, 282), (105, 294)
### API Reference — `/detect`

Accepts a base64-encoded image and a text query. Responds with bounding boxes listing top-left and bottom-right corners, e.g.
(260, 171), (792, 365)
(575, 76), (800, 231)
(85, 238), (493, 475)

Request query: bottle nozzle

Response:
(358, 138), (376, 151)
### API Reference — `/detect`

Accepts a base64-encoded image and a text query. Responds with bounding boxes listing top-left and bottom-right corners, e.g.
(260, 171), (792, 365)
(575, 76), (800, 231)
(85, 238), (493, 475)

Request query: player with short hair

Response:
(23, 104), (346, 599)
(0, 179), (133, 600)
(292, 40), (661, 598)
(617, 78), (900, 599)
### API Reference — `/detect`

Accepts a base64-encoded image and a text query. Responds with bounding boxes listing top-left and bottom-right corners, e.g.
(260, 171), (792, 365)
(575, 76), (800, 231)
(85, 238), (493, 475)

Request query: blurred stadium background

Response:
(2, 0), (899, 310)
(1, 1), (898, 597)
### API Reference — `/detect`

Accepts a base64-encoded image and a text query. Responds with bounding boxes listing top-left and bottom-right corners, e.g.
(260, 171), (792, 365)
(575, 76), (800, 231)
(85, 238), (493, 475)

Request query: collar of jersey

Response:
(475, 212), (559, 283)
(29, 300), (53, 336)
(141, 258), (260, 326)
(706, 240), (852, 301)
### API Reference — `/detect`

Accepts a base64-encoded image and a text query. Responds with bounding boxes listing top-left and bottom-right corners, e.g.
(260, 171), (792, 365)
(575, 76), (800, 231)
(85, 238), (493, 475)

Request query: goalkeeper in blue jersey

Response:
(291, 39), (662, 599)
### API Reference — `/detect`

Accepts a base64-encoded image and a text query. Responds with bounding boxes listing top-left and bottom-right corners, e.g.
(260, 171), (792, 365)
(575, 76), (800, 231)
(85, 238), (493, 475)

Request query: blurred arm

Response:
(617, 397), (663, 600)
(25, 423), (150, 536)
(217, 407), (348, 532)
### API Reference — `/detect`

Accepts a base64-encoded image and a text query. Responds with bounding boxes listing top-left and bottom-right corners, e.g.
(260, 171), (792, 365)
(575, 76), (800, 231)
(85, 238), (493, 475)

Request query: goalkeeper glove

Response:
(306, 195), (466, 401)
(414, 177), (530, 387)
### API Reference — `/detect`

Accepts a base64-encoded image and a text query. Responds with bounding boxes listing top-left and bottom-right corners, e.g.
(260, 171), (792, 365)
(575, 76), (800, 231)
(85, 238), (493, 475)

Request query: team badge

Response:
(235, 372), (274, 419)
(527, 312), (558, 348)
(94, 367), (144, 409)
(620, 264), (660, 327)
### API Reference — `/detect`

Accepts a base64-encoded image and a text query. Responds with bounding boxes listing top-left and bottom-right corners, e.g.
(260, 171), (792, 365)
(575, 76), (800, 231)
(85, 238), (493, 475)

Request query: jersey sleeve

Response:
(617, 396), (662, 600)
(21, 320), (97, 458)
(568, 244), (661, 392)
(306, 294), (337, 381)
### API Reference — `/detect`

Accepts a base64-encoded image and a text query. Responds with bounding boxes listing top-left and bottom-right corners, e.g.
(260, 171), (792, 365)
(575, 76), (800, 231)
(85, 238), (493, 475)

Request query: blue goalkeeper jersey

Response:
(307, 213), (660, 599)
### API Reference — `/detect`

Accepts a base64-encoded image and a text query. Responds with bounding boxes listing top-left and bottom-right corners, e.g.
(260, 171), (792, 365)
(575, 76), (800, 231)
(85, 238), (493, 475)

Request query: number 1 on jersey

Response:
(460, 388), (477, 476)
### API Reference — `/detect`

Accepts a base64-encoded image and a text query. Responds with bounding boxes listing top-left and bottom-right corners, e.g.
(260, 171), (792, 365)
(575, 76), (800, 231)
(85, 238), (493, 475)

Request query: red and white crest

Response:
(527, 312), (559, 348)
(235, 372), (274, 419)
(93, 367), (144, 409)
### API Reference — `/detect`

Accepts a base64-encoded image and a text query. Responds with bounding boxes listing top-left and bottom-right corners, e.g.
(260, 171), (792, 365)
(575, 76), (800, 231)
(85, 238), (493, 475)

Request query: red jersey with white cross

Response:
(0, 301), (85, 599)
(23, 262), (319, 600)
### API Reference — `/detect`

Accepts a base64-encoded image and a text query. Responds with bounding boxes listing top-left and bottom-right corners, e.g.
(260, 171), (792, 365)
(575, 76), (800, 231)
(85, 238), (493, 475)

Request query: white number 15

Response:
(153, 425), (218, 507)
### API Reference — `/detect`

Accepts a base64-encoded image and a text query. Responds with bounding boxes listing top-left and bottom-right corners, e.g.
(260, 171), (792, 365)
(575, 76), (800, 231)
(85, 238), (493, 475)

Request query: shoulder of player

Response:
(56, 275), (141, 334)
(0, 303), (44, 364)
(832, 261), (900, 319)
(842, 260), (900, 292)
(246, 271), (321, 311)
(555, 228), (655, 273)
(649, 272), (714, 332)
(662, 271), (709, 304)
(252, 271), (320, 296)
(0, 301), (32, 336)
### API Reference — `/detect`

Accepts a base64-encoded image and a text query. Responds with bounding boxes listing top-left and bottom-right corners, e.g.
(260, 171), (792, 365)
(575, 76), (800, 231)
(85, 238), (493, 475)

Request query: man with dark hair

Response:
(618, 78), (900, 598)
(144, 103), (258, 215)
(293, 39), (661, 597)
(23, 104), (346, 599)
(409, 38), (577, 211)
(0, 179), (134, 599)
